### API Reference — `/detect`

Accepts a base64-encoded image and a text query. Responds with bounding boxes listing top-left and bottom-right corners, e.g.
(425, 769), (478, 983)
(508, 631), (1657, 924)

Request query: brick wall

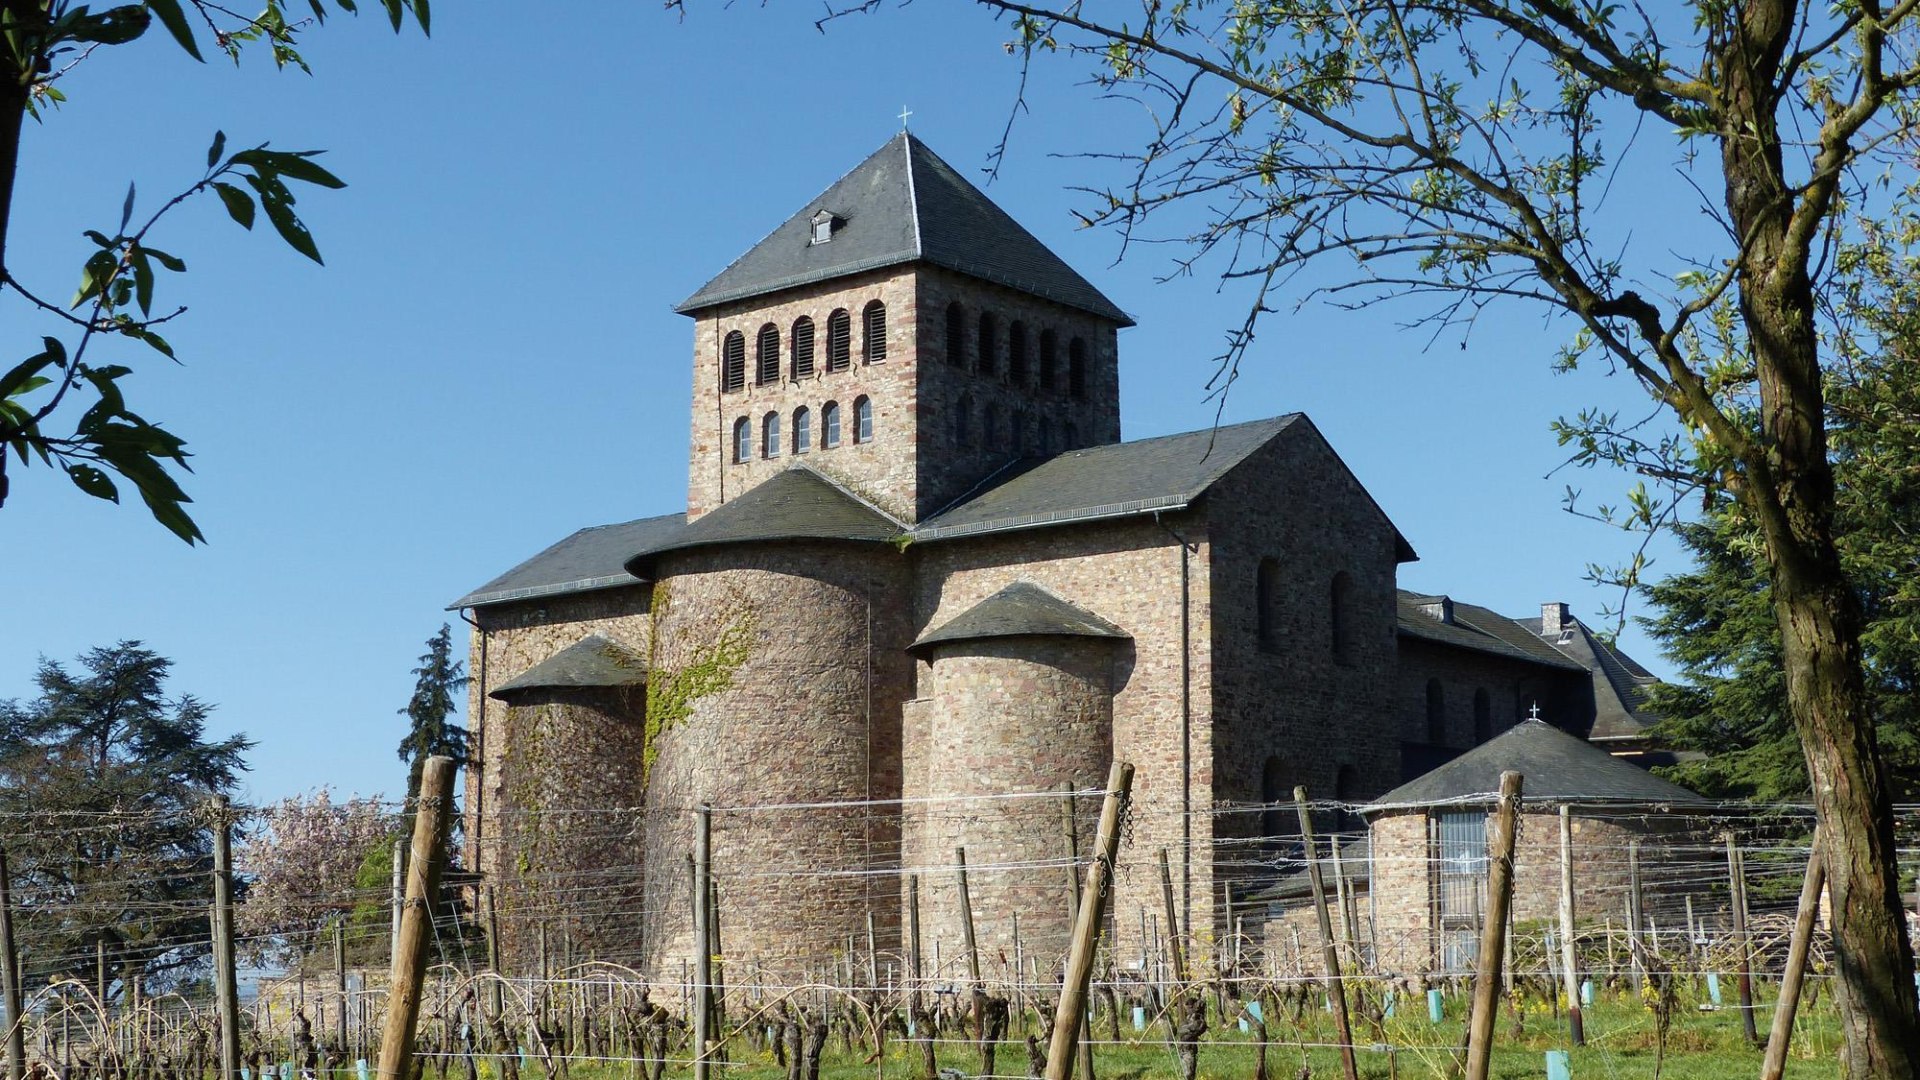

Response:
(1395, 638), (1588, 753)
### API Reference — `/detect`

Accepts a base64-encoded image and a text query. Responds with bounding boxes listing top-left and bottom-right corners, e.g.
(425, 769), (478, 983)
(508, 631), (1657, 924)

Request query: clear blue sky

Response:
(0, 0), (1697, 804)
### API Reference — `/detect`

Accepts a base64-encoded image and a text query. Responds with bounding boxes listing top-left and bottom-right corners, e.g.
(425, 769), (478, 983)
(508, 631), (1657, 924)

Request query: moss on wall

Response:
(643, 579), (756, 780)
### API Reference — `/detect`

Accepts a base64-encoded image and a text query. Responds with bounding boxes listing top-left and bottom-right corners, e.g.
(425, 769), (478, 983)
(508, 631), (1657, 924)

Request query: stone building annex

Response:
(449, 133), (1673, 980)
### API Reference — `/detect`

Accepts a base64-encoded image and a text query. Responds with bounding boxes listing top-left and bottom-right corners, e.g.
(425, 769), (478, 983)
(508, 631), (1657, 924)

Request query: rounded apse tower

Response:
(901, 581), (1130, 977)
(624, 467), (912, 985)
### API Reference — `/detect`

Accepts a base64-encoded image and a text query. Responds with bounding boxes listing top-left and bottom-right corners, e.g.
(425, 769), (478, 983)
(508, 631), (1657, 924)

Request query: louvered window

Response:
(826, 310), (851, 371)
(853, 396), (874, 443)
(756, 324), (780, 385)
(791, 317), (816, 379)
(945, 303), (966, 365)
(977, 312), (998, 377)
(863, 301), (888, 362)
(821, 401), (842, 448)
(1068, 337), (1088, 399)
(1008, 322), (1028, 384)
(721, 332), (746, 393)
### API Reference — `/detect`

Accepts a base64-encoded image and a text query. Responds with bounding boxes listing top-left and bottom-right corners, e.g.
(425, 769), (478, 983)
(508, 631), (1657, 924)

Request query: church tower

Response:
(676, 134), (1133, 524)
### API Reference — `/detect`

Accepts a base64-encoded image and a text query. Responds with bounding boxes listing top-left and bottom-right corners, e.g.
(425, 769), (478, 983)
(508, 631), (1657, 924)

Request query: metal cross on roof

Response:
(898, 105), (914, 131)
(1529, 702), (1542, 720)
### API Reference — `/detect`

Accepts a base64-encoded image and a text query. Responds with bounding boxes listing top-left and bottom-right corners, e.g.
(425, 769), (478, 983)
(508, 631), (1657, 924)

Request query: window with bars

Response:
(790, 317), (816, 379)
(756, 324), (780, 385)
(762, 412), (781, 459)
(731, 417), (750, 463)
(793, 406), (811, 454)
(853, 396), (873, 443)
(1436, 811), (1487, 926)
(1008, 322), (1028, 384)
(826, 310), (851, 371)
(721, 332), (746, 393)
(977, 312), (998, 377)
(1039, 329), (1058, 390)
(945, 302), (966, 366)
(863, 301), (887, 362)
(821, 401), (841, 448)
(1068, 337), (1088, 399)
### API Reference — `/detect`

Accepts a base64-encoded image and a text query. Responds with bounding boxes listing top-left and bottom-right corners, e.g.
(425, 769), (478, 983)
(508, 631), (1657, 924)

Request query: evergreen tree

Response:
(396, 624), (469, 809)
(0, 642), (251, 994)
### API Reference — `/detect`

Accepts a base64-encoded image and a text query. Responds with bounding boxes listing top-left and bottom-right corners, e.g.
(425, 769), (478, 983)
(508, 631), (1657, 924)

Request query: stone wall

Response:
(1395, 637), (1588, 755)
(640, 541), (913, 983)
(901, 635), (1118, 975)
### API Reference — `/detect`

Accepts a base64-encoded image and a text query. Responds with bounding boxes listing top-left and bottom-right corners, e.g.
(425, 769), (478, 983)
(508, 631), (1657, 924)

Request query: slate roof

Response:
(449, 513), (684, 610)
(490, 635), (647, 700)
(1517, 615), (1662, 742)
(622, 466), (903, 577)
(910, 582), (1130, 653)
(677, 134), (1132, 325)
(1247, 836), (1372, 904)
(1396, 592), (1587, 672)
(1367, 719), (1707, 810)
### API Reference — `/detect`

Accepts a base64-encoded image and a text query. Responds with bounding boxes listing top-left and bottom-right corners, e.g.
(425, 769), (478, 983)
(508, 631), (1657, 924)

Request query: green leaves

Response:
(145, 0), (203, 60)
(213, 146), (346, 263)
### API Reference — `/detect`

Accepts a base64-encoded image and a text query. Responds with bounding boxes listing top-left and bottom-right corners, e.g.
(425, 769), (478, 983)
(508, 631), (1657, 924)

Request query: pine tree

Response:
(396, 624), (469, 811)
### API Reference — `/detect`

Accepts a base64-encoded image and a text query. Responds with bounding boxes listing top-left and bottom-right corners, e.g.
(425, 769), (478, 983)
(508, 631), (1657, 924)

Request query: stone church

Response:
(450, 133), (1667, 981)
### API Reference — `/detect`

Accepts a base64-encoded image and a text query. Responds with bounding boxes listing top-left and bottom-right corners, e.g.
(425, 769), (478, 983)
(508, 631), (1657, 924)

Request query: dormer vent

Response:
(1418, 596), (1455, 624)
(810, 209), (837, 245)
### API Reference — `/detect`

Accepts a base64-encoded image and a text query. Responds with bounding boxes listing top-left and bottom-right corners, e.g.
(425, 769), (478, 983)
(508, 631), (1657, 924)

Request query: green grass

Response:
(444, 983), (1841, 1080)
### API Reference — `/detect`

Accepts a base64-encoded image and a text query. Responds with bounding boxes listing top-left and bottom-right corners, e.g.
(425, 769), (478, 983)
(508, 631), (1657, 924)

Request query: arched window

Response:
(790, 317), (816, 379)
(826, 309), (851, 371)
(945, 302), (966, 366)
(1039, 417), (1055, 456)
(721, 332), (746, 393)
(1011, 409), (1027, 454)
(853, 396), (874, 443)
(1257, 558), (1281, 653)
(793, 406), (812, 455)
(761, 411), (781, 459)
(1008, 322), (1029, 384)
(1260, 756), (1300, 867)
(863, 300), (887, 362)
(1068, 337), (1088, 399)
(1039, 328), (1058, 390)
(954, 395), (973, 447)
(756, 323), (780, 385)
(1426, 679), (1446, 744)
(977, 312), (999, 377)
(1330, 571), (1354, 664)
(731, 416), (751, 464)
(821, 401), (842, 449)
(1334, 764), (1360, 833)
(983, 402), (1001, 448)
(1473, 688), (1492, 743)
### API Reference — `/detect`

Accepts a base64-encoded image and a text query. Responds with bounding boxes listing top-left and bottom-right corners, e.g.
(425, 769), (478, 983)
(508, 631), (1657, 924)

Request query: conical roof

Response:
(622, 466), (903, 577)
(1367, 719), (1707, 811)
(490, 635), (646, 700)
(910, 581), (1129, 653)
(677, 134), (1131, 325)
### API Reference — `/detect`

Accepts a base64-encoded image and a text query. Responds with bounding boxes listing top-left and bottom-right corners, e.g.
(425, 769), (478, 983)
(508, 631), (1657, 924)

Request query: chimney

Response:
(1541, 602), (1572, 637)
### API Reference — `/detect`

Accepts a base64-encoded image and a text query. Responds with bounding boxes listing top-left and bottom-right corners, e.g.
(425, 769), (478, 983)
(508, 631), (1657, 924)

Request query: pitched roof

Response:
(677, 134), (1132, 325)
(449, 513), (683, 609)
(912, 416), (1304, 542)
(1517, 614), (1662, 742)
(622, 466), (903, 577)
(910, 582), (1130, 653)
(1397, 592), (1587, 672)
(1368, 719), (1707, 810)
(490, 635), (647, 700)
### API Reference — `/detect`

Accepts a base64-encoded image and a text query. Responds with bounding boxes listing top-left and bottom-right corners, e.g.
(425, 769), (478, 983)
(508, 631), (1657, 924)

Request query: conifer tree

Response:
(396, 624), (469, 812)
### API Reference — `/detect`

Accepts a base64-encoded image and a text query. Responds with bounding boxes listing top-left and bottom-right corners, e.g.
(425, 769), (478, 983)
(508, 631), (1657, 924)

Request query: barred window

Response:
(756, 324), (780, 385)
(1008, 322), (1028, 384)
(945, 302), (966, 366)
(793, 406), (812, 455)
(863, 300), (888, 363)
(791, 317), (816, 380)
(826, 309), (851, 371)
(721, 332), (746, 393)
(822, 401), (842, 448)
(853, 396), (874, 443)
(731, 416), (751, 463)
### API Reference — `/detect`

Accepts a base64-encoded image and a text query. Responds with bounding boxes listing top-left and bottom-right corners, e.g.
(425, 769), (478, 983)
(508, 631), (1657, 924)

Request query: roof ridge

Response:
(902, 132), (924, 258)
(791, 462), (910, 530)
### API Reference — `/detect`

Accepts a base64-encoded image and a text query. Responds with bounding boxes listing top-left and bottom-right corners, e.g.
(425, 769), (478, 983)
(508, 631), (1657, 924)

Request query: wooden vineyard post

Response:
(335, 917), (349, 1055)
(692, 804), (713, 1080)
(1463, 771), (1522, 1080)
(1060, 785), (1096, 1080)
(212, 795), (243, 1080)
(909, 875), (935, 1080)
(1727, 832), (1758, 1044)
(1, 846), (24, 1080)
(1557, 806), (1584, 1047)
(1761, 827), (1826, 1080)
(1044, 760), (1133, 1080)
(1157, 849), (1188, 984)
(378, 756), (456, 1080)
(957, 846), (984, 1043)
(1293, 788), (1358, 1080)
(390, 839), (405, 964)
(1626, 841), (1645, 995)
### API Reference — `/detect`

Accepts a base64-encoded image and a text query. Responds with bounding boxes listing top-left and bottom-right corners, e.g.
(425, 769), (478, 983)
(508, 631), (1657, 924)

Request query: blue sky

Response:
(0, 0), (1696, 803)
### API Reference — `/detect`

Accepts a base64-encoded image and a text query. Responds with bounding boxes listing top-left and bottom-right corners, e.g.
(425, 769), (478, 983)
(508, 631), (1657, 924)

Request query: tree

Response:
(0, 0), (428, 541)
(814, 0), (1920, 1071)
(397, 623), (468, 810)
(234, 789), (399, 967)
(0, 641), (251, 994)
